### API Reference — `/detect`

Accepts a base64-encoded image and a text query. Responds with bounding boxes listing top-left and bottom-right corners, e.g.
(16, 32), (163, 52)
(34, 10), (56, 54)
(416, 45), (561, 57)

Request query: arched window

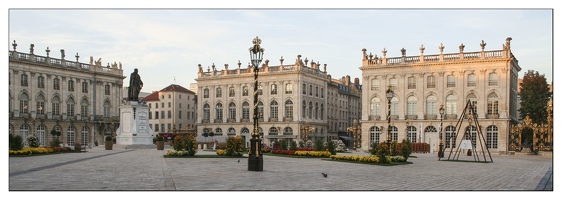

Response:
(445, 125), (456, 148)
(370, 97), (380, 118)
(81, 126), (89, 146)
(242, 102), (250, 119)
(80, 98), (89, 117)
(285, 100), (294, 118)
(445, 94), (457, 115)
(52, 125), (62, 141)
(215, 128), (223, 136)
(389, 126), (398, 141)
(268, 127), (278, 135)
(486, 125), (498, 149)
(67, 126), (75, 146)
(407, 126), (417, 143)
(37, 124), (46, 146)
(315, 103), (319, 119)
(407, 96), (417, 116)
(270, 100), (278, 119)
(283, 127), (293, 135)
(67, 97), (75, 116)
(369, 126), (381, 147)
(466, 93), (478, 115)
(103, 99), (111, 117)
(390, 97), (398, 116)
(19, 92), (29, 113)
(36, 94), (45, 115)
(302, 100), (306, 118)
(308, 101), (313, 118)
(203, 103), (210, 120)
(227, 127), (236, 136)
(320, 103), (324, 120)
(241, 127), (250, 135)
(257, 101), (264, 120)
(424, 126), (437, 144)
(228, 102), (236, 120)
(52, 95), (61, 115)
(487, 92), (499, 115)
(20, 124), (30, 146)
(215, 103), (223, 120)
(426, 95), (437, 116)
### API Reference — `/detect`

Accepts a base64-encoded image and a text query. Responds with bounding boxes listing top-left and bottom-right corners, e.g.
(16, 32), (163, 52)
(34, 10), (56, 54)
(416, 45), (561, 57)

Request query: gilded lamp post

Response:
(386, 87), (394, 154)
(347, 119), (361, 151)
(248, 36), (264, 171)
(301, 120), (315, 147)
(438, 104), (445, 158)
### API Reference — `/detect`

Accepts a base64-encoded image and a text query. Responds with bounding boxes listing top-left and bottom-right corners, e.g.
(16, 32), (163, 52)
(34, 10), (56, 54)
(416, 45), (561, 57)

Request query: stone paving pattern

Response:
(9, 145), (553, 191)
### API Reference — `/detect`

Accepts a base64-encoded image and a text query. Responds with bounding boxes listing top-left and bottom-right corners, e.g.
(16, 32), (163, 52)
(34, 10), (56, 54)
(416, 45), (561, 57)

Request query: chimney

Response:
(354, 78), (360, 85)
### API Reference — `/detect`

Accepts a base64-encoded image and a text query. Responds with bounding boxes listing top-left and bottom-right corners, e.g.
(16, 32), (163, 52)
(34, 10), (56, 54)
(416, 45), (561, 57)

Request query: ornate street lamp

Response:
(301, 120), (315, 147)
(386, 87), (394, 155)
(438, 104), (445, 158)
(248, 36), (265, 171)
(347, 119), (361, 151)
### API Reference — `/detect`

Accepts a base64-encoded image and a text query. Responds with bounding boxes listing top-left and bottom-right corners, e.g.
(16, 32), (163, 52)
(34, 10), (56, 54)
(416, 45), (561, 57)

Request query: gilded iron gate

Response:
(509, 100), (553, 152)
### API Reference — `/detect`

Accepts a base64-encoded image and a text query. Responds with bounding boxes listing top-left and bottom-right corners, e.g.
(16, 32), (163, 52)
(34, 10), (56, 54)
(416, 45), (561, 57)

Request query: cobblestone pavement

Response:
(8, 145), (553, 192)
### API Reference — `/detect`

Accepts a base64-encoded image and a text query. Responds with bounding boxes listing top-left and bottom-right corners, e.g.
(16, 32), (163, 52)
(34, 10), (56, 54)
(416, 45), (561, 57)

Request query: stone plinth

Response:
(116, 101), (154, 145)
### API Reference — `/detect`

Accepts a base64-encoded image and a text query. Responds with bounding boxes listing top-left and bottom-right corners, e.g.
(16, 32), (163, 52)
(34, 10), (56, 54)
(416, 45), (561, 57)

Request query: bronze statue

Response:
(128, 68), (143, 101)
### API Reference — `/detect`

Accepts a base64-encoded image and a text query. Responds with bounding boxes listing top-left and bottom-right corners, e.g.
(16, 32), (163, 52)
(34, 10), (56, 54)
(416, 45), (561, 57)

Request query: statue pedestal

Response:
(116, 101), (154, 145)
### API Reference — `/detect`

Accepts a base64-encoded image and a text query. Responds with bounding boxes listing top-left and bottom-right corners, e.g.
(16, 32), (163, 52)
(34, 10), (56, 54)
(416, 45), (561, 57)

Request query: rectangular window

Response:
(161, 111), (165, 119)
(54, 78), (60, 90)
(371, 79), (380, 91)
(302, 84), (306, 94)
(155, 111), (159, 119)
(427, 76), (435, 88)
(489, 73), (498, 86)
(447, 75), (456, 87)
(285, 83), (292, 94)
(105, 85), (110, 95)
(271, 84), (277, 95)
(68, 80), (75, 91)
(467, 74), (476, 87)
(389, 78), (398, 91)
(229, 87), (235, 97)
(168, 111), (171, 118)
(161, 124), (165, 133)
(407, 77), (416, 89)
(154, 124), (159, 132)
(82, 82), (88, 93)
(37, 76), (45, 88)
(216, 88), (222, 98)
(168, 102), (171, 108)
(179, 111), (182, 119)
(149, 112), (152, 119)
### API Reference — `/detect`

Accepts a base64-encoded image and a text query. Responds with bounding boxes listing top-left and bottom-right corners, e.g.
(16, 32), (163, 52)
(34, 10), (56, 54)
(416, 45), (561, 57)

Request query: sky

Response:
(5, 2), (555, 95)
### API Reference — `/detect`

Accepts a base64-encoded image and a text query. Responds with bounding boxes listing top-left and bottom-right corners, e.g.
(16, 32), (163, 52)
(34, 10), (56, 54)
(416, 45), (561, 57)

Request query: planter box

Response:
(105, 141), (113, 150)
(156, 141), (165, 150)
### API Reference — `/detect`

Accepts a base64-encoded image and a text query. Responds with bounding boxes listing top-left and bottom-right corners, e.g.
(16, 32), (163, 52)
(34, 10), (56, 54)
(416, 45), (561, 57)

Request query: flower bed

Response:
(9, 146), (73, 156)
(293, 150), (331, 157)
(167, 149), (196, 157)
(330, 154), (407, 164)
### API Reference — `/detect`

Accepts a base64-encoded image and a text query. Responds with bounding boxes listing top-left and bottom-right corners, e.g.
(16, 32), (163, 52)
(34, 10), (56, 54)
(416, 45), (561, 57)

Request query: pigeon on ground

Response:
(322, 172), (328, 178)
(238, 159), (240, 163)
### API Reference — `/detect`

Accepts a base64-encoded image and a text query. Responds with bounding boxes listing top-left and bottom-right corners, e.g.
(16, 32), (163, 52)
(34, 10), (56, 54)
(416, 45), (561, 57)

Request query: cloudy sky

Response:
(6, 2), (556, 95)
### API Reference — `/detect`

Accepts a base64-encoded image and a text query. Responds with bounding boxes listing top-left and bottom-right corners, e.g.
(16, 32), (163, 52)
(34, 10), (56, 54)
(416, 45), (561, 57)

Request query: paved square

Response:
(9, 145), (552, 191)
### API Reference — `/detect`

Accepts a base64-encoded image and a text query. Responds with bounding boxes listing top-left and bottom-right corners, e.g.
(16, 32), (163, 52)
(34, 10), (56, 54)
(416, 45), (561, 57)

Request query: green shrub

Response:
(279, 139), (288, 150)
(370, 142), (379, 155)
(289, 140), (298, 150)
(49, 138), (61, 147)
(105, 135), (112, 141)
(327, 140), (336, 155)
(376, 142), (389, 164)
(173, 135), (184, 151)
(314, 139), (323, 151)
(390, 141), (399, 156)
(401, 138), (412, 161)
(225, 136), (244, 156)
(182, 134), (197, 156)
(10, 134), (24, 150)
(27, 135), (40, 148)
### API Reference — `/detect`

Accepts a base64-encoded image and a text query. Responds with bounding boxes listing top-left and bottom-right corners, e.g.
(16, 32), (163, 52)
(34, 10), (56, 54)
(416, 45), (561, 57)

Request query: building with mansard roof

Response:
(143, 84), (197, 137)
(359, 37), (520, 154)
(195, 55), (361, 148)
(8, 41), (125, 148)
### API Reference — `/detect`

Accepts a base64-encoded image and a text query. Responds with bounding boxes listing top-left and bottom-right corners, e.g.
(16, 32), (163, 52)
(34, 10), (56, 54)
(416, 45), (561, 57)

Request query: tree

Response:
(519, 70), (551, 124)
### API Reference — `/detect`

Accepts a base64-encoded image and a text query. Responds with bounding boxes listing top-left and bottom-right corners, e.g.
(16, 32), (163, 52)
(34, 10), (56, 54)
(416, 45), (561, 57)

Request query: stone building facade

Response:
(195, 55), (360, 147)
(359, 37), (520, 153)
(8, 41), (125, 148)
(143, 84), (197, 136)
